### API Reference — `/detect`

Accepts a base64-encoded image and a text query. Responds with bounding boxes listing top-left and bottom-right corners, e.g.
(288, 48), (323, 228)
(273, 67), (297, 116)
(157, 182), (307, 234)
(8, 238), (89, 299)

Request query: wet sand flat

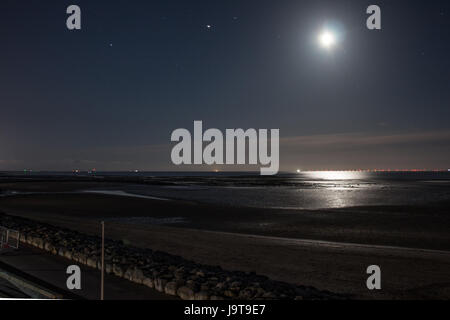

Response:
(1, 184), (449, 299)
(1, 189), (449, 250)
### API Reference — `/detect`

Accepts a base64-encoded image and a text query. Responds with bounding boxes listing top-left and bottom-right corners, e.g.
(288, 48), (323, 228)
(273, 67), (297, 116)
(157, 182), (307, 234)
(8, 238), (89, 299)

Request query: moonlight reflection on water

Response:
(305, 171), (368, 181)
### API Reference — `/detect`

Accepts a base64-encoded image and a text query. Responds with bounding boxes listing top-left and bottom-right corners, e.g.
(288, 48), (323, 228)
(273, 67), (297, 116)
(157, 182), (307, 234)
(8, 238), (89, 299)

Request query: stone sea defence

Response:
(0, 213), (343, 300)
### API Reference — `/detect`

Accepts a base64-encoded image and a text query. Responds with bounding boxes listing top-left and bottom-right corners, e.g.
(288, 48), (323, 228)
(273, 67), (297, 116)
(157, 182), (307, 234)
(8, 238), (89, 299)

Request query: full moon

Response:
(318, 30), (336, 49)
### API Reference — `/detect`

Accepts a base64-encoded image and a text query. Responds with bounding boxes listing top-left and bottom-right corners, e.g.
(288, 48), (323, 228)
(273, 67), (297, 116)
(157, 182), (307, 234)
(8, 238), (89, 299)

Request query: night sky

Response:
(0, 0), (449, 171)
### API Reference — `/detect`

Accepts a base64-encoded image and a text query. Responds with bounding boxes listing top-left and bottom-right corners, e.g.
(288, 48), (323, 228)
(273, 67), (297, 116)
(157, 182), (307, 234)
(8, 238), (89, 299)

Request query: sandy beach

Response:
(1, 180), (449, 299)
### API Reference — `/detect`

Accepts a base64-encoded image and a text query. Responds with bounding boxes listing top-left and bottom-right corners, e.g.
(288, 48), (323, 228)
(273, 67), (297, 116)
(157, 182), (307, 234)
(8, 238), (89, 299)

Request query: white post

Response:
(101, 221), (105, 300)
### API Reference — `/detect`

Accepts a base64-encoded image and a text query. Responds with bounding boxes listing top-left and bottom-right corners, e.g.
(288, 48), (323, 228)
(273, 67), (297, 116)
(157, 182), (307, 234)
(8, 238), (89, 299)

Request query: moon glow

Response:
(318, 30), (336, 49)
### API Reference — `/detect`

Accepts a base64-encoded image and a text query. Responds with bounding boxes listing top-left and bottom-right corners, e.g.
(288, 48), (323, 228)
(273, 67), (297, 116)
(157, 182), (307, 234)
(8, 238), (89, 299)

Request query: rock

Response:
(262, 292), (277, 299)
(177, 286), (195, 300)
(113, 264), (124, 277)
(31, 237), (41, 248)
(64, 250), (73, 260)
(132, 268), (145, 284)
(224, 290), (236, 298)
(164, 282), (178, 296)
(154, 278), (168, 292)
(216, 282), (226, 290)
(124, 267), (145, 284)
(77, 253), (87, 265)
(230, 286), (240, 292)
(196, 271), (205, 277)
(185, 279), (195, 287)
(152, 270), (160, 277)
(189, 275), (199, 281)
(143, 277), (154, 289)
(87, 257), (97, 268)
(185, 280), (199, 292)
(168, 265), (176, 272)
(44, 242), (53, 252)
(71, 252), (79, 262)
(124, 268), (134, 281)
(254, 288), (265, 298)
(200, 284), (210, 292)
(239, 289), (254, 300)
(175, 279), (185, 287)
(195, 291), (210, 300)
(210, 295), (225, 300)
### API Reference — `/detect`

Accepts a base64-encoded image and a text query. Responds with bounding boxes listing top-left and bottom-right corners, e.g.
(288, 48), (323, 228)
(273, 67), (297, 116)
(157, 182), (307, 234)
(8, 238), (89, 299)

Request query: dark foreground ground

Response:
(0, 245), (174, 299)
(1, 180), (449, 299)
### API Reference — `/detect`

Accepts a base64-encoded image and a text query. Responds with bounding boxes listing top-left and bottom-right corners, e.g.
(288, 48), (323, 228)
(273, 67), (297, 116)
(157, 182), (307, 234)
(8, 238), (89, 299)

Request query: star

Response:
(206, 24), (212, 30)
